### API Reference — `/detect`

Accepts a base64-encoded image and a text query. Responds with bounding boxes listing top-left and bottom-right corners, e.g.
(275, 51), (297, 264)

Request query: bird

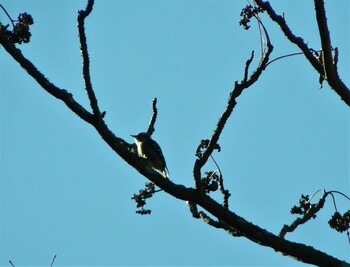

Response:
(131, 132), (169, 178)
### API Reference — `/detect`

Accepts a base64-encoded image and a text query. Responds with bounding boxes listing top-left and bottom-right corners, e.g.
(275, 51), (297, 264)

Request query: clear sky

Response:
(1, 0), (349, 266)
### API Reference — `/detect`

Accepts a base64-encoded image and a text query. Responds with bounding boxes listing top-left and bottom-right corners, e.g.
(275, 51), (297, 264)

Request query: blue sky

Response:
(1, 0), (349, 266)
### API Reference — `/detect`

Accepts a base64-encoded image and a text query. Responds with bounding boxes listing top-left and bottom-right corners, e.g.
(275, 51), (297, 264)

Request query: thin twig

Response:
(50, 255), (57, 267)
(210, 155), (230, 208)
(265, 52), (303, 67)
(328, 192), (338, 212)
(243, 51), (254, 82)
(308, 188), (327, 202)
(328, 190), (350, 201)
(9, 261), (15, 267)
(0, 4), (16, 28)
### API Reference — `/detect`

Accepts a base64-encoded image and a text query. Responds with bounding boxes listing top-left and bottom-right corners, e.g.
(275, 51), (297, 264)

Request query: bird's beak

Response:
(131, 134), (136, 138)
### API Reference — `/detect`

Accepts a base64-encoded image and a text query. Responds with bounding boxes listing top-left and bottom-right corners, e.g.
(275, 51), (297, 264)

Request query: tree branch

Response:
(188, 201), (241, 236)
(243, 50), (255, 82)
(314, 0), (350, 106)
(50, 255), (57, 267)
(147, 98), (158, 136)
(0, 27), (95, 124)
(193, 21), (273, 192)
(280, 191), (327, 238)
(255, 0), (350, 106)
(254, 0), (323, 74)
(210, 155), (230, 209)
(77, 0), (102, 117)
(195, 193), (349, 266)
(1, 2), (349, 266)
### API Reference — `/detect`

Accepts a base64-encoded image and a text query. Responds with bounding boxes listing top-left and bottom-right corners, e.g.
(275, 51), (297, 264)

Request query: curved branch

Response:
(0, 28), (95, 124)
(0, 4), (16, 28)
(50, 255), (57, 267)
(266, 52), (304, 67)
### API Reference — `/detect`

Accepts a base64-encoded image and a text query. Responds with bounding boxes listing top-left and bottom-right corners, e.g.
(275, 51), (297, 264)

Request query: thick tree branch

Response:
(254, 0), (323, 74)
(2, 35), (349, 267)
(255, 0), (350, 106)
(0, 27), (94, 124)
(314, 0), (350, 106)
(1, 2), (349, 265)
(195, 192), (349, 267)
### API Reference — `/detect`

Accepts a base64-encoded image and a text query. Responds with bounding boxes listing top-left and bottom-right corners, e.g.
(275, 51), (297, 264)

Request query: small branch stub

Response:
(147, 98), (158, 136)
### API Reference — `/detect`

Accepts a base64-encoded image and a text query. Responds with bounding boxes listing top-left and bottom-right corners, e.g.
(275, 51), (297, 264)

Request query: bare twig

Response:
(9, 261), (15, 267)
(328, 191), (350, 202)
(243, 51), (254, 82)
(50, 255), (57, 267)
(265, 52), (303, 67)
(77, 0), (102, 117)
(147, 98), (158, 136)
(193, 14), (273, 192)
(210, 155), (230, 209)
(0, 4), (15, 28)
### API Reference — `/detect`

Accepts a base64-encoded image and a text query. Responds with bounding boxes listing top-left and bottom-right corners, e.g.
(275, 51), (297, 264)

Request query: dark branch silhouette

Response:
(147, 98), (158, 136)
(280, 191), (327, 238)
(77, 0), (102, 118)
(193, 14), (272, 192)
(254, 0), (350, 106)
(1, 0), (349, 266)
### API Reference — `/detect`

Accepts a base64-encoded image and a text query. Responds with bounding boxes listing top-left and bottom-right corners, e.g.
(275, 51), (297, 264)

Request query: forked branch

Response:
(1, 1), (349, 266)
(254, 0), (350, 106)
(193, 14), (273, 191)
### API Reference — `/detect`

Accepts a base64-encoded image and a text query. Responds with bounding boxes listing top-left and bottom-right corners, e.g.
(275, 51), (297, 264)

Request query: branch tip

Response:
(147, 97), (158, 136)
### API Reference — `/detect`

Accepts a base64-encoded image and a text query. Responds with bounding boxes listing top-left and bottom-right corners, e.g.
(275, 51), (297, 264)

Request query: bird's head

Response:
(131, 132), (149, 142)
